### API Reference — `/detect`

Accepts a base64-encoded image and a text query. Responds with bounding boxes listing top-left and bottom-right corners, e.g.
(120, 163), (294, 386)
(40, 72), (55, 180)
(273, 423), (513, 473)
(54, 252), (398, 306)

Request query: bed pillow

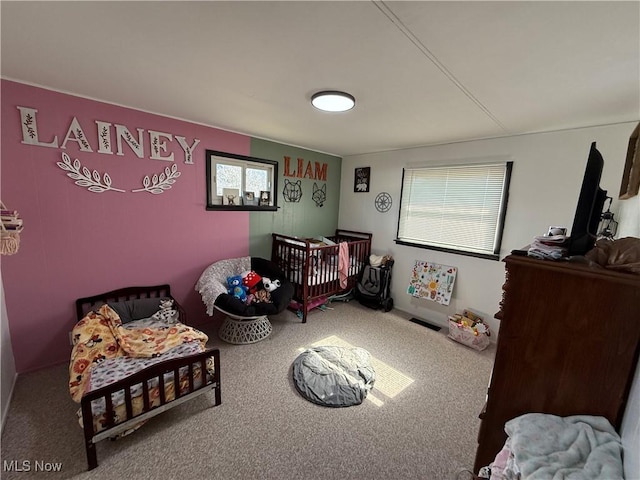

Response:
(107, 298), (171, 324)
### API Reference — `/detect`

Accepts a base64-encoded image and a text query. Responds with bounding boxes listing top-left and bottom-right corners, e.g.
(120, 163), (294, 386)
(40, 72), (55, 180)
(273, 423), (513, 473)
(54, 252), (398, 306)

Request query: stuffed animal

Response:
(230, 286), (247, 302)
(227, 275), (243, 290)
(152, 299), (179, 324)
(241, 270), (263, 293)
(227, 275), (248, 302)
(262, 277), (281, 293)
(249, 289), (271, 304)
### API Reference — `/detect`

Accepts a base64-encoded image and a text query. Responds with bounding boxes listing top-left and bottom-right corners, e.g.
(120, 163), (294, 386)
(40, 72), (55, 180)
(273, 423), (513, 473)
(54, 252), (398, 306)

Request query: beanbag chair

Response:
(293, 346), (375, 407)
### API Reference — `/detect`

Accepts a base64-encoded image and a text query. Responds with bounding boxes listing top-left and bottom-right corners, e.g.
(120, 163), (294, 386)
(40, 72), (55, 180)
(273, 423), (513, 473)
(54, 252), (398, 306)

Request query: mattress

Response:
(288, 260), (362, 285)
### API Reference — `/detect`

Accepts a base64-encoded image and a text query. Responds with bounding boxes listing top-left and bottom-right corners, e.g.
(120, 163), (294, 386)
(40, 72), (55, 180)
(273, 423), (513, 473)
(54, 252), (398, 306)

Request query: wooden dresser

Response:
(474, 254), (640, 473)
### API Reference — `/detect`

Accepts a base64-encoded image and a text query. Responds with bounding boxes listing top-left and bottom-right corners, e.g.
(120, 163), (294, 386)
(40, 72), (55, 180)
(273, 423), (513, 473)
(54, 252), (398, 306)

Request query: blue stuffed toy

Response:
(227, 275), (248, 302)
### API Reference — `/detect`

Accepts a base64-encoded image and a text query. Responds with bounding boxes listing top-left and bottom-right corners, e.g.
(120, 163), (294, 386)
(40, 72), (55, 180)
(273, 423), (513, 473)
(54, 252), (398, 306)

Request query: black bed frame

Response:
(74, 284), (221, 470)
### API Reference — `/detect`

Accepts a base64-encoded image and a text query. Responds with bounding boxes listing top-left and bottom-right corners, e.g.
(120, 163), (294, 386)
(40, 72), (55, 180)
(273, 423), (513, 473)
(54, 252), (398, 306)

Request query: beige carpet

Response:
(1, 301), (495, 480)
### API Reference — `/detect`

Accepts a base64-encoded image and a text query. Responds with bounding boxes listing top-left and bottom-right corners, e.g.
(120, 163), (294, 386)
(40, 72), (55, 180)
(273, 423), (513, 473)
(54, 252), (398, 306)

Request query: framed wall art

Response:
(244, 191), (257, 206)
(259, 190), (271, 206)
(354, 167), (370, 192)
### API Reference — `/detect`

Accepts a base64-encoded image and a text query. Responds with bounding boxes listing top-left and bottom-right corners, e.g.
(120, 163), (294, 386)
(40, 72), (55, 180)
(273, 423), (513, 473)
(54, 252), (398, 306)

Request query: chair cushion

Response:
(204, 256), (294, 318)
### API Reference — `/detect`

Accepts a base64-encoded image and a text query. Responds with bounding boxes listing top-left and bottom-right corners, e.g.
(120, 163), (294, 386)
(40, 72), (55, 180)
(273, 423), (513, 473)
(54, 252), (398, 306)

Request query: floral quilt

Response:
(69, 304), (209, 403)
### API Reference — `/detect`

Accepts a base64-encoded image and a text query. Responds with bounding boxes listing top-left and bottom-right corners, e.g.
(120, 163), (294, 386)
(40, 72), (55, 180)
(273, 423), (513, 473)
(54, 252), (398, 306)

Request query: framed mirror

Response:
(205, 150), (278, 211)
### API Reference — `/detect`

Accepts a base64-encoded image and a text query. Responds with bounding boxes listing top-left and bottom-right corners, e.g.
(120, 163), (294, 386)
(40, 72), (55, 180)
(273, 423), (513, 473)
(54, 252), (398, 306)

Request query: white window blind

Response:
(397, 162), (512, 258)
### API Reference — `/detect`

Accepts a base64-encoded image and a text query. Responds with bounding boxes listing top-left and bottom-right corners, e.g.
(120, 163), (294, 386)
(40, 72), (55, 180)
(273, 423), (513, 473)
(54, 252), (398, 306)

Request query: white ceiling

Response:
(2, 1), (639, 157)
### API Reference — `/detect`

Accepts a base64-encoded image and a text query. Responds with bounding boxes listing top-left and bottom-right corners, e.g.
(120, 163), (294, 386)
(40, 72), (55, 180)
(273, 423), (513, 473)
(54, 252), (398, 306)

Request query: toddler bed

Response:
(271, 229), (372, 322)
(71, 284), (221, 470)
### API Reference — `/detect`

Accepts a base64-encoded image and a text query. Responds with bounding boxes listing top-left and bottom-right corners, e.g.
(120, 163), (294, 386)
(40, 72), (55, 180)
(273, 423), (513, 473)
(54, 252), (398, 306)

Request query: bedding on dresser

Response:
(485, 413), (623, 480)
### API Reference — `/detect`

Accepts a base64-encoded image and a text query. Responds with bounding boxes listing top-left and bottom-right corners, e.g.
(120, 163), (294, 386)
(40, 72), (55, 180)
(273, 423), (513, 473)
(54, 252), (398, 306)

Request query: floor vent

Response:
(409, 317), (442, 331)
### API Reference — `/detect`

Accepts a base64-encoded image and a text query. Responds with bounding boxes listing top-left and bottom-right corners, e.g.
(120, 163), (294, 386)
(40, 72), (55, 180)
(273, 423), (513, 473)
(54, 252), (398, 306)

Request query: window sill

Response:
(206, 205), (278, 212)
(394, 239), (500, 261)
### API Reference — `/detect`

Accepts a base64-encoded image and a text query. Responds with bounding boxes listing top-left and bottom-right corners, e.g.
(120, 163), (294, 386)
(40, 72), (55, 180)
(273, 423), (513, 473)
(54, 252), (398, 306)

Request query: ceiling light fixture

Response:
(311, 91), (355, 112)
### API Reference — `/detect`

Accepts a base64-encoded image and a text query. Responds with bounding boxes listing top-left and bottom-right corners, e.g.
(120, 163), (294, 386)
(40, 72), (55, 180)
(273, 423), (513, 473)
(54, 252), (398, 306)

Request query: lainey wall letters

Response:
(18, 106), (200, 164)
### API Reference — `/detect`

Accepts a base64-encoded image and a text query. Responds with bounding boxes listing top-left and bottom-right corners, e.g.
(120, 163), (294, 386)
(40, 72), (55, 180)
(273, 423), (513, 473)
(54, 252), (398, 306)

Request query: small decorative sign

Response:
(354, 167), (370, 192)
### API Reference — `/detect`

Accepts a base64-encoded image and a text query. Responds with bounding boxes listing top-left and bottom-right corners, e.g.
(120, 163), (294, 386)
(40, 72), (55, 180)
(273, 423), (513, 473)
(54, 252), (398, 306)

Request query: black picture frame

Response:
(205, 150), (278, 211)
(354, 167), (370, 193)
(258, 190), (271, 206)
(244, 191), (257, 206)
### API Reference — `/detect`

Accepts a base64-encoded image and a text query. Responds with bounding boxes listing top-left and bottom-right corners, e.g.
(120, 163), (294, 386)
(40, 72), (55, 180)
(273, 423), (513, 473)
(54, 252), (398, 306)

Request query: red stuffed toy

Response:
(242, 270), (262, 293)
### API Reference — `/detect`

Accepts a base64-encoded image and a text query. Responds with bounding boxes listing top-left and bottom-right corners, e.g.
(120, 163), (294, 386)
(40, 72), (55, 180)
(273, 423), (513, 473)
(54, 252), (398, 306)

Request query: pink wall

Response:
(1, 80), (250, 373)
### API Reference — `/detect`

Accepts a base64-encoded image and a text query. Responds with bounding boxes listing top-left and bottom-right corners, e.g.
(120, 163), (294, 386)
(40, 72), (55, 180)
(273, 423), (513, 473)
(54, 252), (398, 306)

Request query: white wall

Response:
(339, 122), (637, 335)
(1, 273), (17, 432)
(617, 151), (640, 480)
(339, 121), (639, 476)
(618, 195), (640, 238)
(618, 191), (640, 480)
(622, 359), (640, 480)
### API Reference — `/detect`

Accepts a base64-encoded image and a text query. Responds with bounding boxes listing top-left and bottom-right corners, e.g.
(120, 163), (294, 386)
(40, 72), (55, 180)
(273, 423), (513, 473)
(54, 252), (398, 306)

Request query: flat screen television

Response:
(567, 142), (608, 257)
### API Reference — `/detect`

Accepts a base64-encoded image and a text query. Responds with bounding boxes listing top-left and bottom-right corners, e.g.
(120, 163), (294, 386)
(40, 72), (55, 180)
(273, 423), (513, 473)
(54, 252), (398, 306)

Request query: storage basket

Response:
(0, 224), (20, 255)
(447, 316), (490, 351)
(0, 201), (22, 255)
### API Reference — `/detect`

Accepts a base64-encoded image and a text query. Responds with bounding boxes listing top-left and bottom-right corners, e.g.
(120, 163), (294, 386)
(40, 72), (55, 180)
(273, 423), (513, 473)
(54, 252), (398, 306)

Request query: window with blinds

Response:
(396, 162), (512, 259)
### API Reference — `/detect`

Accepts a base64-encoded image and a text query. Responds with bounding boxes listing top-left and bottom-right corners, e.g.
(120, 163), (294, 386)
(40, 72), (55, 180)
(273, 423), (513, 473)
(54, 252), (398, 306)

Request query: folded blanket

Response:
(504, 413), (623, 480)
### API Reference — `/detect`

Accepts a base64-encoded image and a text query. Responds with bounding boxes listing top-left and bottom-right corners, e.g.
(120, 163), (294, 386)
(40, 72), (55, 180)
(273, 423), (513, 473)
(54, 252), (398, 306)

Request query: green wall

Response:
(249, 138), (341, 258)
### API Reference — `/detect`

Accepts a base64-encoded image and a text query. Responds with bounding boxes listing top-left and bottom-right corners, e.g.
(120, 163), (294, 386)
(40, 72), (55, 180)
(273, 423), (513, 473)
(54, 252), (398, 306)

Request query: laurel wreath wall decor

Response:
(56, 152), (125, 193)
(56, 152), (181, 194)
(131, 164), (181, 194)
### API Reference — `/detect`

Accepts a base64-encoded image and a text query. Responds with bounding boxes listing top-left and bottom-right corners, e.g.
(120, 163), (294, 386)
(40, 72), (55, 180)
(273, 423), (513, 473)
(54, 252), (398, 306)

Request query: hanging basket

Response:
(1, 202), (22, 255)
(1, 224), (20, 255)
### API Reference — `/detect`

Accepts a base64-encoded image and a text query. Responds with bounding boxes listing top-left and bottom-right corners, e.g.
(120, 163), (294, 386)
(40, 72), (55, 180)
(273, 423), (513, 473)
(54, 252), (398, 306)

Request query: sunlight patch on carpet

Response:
(298, 335), (414, 406)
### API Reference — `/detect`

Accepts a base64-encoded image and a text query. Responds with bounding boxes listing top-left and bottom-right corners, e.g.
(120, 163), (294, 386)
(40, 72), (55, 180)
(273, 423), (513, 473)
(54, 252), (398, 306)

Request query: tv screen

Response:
(567, 142), (607, 257)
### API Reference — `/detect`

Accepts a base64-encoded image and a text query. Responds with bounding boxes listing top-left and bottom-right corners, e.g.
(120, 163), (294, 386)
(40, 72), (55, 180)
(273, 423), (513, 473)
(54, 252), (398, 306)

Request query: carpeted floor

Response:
(1, 301), (495, 480)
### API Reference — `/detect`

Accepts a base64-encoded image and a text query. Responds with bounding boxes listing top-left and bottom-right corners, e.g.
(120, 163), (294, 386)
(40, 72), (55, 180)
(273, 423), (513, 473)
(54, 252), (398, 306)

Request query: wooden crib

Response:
(271, 229), (372, 322)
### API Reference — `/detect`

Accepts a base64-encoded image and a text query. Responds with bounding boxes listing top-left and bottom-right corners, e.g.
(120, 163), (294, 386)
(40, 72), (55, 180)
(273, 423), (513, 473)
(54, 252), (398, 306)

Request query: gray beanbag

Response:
(293, 346), (375, 407)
